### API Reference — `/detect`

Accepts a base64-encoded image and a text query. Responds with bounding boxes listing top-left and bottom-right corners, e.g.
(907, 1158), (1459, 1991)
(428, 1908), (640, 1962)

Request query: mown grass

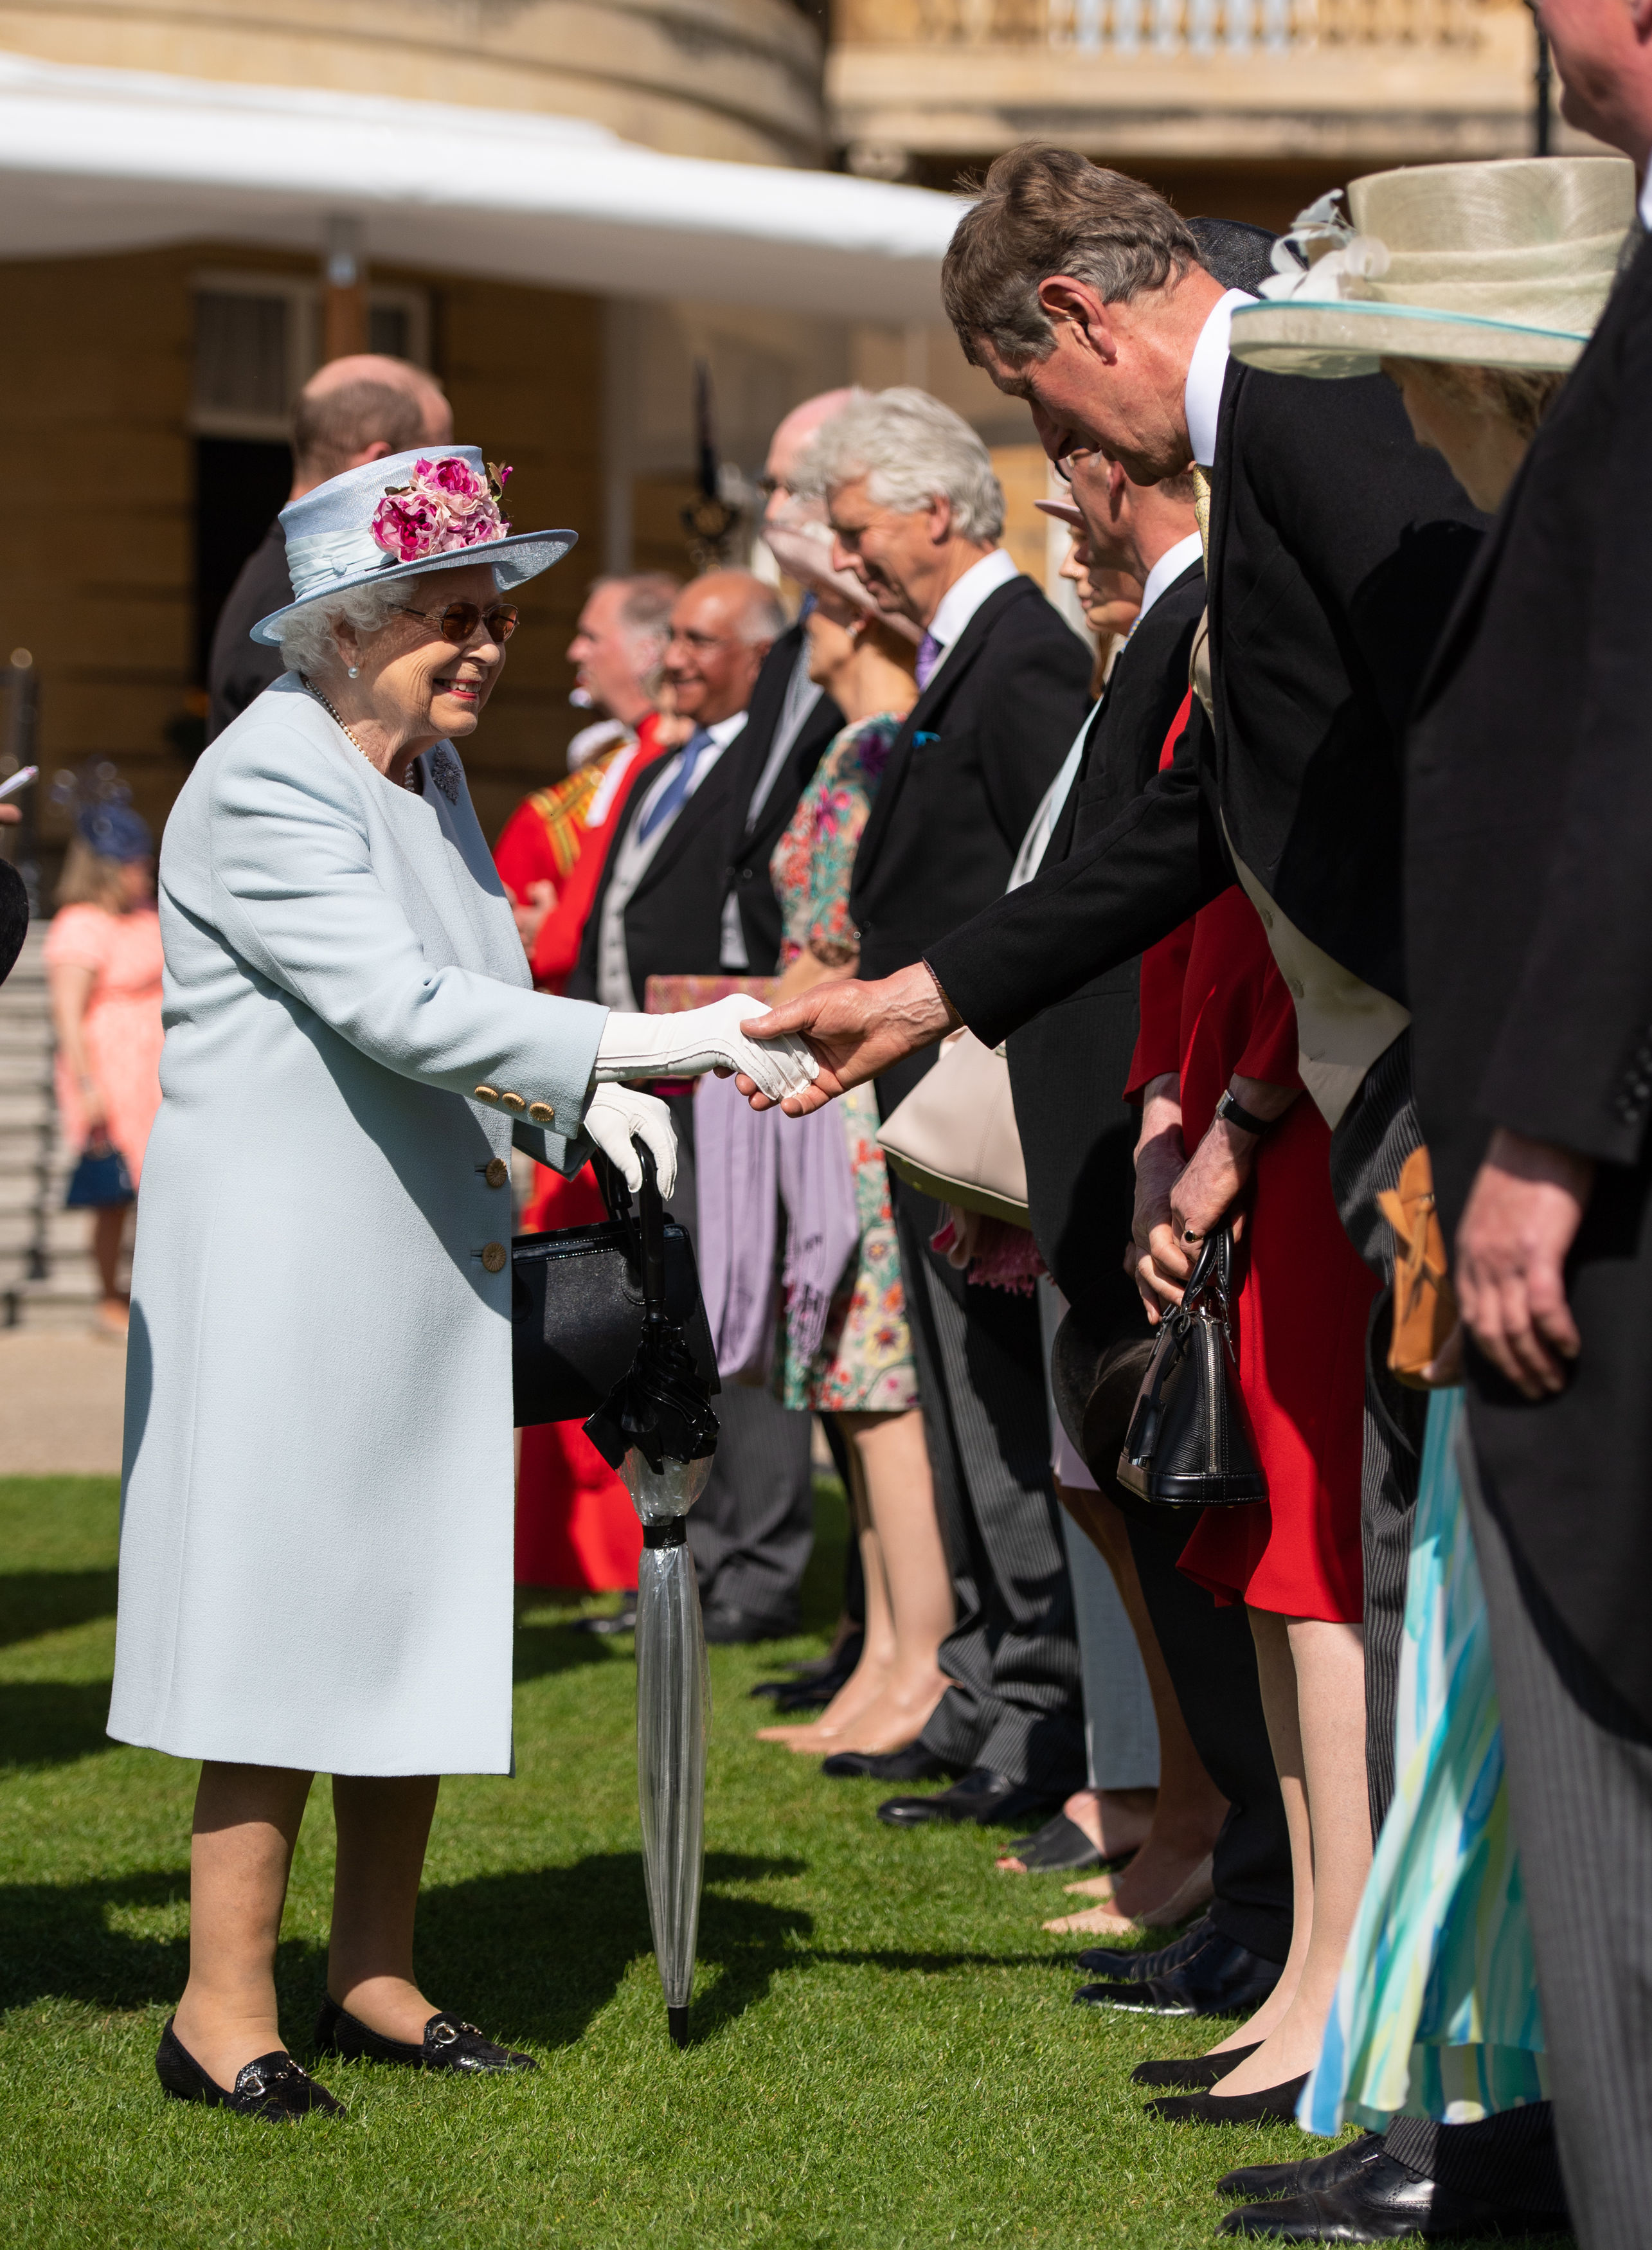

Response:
(0, 1473), (1543, 2247)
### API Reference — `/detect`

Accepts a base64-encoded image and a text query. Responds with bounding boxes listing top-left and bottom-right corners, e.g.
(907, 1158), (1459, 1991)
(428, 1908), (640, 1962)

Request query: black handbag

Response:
(65, 1132), (134, 1209)
(511, 1155), (719, 1430)
(1117, 1224), (1267, 1508)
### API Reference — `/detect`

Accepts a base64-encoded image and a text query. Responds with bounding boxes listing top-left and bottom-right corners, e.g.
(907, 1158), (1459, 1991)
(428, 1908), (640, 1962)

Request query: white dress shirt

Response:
(1183, 287), (1259, 469)
(921, 546), (1021, 683)
(1136, 530), (1205, 622)
(596, 708), (747, 1012)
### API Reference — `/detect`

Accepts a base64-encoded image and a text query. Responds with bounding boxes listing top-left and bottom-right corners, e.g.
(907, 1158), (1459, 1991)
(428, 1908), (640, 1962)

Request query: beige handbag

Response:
(875, 1029), (1030, 1226)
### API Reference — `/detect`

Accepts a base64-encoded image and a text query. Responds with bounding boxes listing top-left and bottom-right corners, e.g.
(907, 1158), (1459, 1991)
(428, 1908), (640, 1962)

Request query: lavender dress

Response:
(767, 715), (916, 1416)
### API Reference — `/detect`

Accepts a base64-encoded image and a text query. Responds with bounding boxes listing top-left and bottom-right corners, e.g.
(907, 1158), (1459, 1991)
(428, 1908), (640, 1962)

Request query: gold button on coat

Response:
(485, 1157), (509, 1189)
(481, 1241), (507, 1274)
(473, 1084), (499, 1104)
(500, 1092), (525, 1113)
(528, 1101), (555, 1125)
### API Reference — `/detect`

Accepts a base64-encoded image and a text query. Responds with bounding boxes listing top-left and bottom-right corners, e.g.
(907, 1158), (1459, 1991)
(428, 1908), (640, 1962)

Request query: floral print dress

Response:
(768, 714), (917, 1416)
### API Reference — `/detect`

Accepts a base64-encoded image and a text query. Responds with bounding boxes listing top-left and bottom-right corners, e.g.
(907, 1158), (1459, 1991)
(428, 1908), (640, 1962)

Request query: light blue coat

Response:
(107, 678), (608, 1776)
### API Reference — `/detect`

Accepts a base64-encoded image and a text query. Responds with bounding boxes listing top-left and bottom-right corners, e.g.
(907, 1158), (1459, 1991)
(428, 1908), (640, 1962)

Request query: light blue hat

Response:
(251, 445), (576, 645)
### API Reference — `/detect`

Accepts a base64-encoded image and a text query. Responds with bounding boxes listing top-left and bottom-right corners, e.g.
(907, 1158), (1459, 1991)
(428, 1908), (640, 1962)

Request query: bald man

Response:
(206, 354), (453, 742)
(717, 389), (866, 974)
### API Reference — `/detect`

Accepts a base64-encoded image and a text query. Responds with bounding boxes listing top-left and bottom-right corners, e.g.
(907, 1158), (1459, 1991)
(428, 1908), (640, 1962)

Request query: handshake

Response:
(582, 995), (822, 1197)
(594, 994), (820, 1104)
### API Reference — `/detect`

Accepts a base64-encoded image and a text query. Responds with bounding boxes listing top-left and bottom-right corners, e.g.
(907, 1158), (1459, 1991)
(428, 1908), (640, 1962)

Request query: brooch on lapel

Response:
(429, 745), (463, 805)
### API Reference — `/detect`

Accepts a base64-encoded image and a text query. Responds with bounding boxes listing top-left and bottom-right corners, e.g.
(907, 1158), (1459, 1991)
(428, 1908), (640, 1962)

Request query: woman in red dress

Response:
(1124, 698), (1377, 2118)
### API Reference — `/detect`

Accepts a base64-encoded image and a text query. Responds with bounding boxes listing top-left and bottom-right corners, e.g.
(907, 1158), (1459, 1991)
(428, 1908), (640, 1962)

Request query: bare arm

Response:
(47, 960), (107, 1131)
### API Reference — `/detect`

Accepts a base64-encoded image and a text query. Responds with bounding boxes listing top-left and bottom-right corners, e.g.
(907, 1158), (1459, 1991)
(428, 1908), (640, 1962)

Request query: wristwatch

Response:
(1214, 1088), (1277, 1137)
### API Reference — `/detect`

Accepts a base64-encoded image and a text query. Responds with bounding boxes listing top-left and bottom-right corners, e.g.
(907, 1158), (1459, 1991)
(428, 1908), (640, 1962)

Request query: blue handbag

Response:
(65, 1133), (134, 1209)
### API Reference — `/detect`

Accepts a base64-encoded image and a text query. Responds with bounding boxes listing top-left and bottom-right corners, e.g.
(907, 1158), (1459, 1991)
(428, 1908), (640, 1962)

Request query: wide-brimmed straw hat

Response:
(1228, 156), (1635, 380)
(252, 445), (575, 645)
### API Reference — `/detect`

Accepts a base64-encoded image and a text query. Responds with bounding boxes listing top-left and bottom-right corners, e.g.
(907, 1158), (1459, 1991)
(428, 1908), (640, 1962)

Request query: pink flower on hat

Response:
(370, 457), (513, 565)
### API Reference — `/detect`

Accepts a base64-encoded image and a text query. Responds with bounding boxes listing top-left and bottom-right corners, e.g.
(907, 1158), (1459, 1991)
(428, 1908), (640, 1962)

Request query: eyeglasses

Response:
(394, 601), (519, 645)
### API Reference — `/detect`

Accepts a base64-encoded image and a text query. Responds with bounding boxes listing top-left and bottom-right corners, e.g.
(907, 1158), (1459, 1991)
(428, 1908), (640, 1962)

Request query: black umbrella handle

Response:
(636, 1142), (668, 1324)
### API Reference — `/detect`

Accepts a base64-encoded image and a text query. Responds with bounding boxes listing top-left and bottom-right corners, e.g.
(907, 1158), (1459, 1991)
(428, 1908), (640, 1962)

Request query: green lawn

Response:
(0, 1473), (1542, 2247)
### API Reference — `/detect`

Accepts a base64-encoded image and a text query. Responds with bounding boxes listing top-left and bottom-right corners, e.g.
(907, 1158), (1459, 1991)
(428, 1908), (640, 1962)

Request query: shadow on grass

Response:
(0, 1679), (116, 1769)
(0, 1568), (118, 1651)
(512, 1621), (625, 1684)
(0, 1848), (1070, 2051)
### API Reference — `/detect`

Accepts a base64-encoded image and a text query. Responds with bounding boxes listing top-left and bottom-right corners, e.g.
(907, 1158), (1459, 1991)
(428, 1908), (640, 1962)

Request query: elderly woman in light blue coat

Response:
(112, 447), (813, 2121)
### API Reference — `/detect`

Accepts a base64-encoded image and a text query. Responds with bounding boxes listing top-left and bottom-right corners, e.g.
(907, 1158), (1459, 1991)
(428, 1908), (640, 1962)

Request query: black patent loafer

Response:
(315, 1994), (536, 2074)
(1217, 2148), (1572, 2238)
(156, 2017), (343, 2120)
(1145, 2071), (1309, 2125)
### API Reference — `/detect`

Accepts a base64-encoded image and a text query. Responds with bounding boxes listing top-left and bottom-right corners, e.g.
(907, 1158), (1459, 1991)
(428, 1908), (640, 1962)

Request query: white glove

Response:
(583, 1084), (678, 1198)
(593, 994), (819, 1105)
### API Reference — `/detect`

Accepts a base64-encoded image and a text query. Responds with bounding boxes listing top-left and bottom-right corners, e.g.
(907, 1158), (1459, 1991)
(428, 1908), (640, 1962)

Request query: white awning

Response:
(0, 51), (960, 321)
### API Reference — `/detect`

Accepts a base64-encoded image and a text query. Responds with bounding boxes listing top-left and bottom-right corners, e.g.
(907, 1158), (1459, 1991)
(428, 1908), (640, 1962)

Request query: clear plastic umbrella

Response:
(586, 1148), (719, 2048)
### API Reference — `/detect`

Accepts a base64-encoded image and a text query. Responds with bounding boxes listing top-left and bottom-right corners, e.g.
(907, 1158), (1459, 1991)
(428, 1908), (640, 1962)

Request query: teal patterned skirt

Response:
(1301, 1388), (1546, 2134)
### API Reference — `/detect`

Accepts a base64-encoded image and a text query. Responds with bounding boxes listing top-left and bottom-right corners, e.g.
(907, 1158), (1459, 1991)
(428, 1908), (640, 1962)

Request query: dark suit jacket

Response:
(720, 623), (843, 973)
(566, 725), (751, 1006)
(928, 369), (1483, 1046)
(1407, 232), (1652, 1727)
(207, 521), (290, 742)
(849, 572), (1092, 1113)
(1007, 558), (1206, 1335)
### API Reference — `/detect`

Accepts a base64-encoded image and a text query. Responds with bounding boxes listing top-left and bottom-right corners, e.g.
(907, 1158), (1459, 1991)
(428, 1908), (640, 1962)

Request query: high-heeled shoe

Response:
(1144, 2071), (1309, 2125)
(314, 1995), (536, 2073)
(155, 2017), (343, 2120)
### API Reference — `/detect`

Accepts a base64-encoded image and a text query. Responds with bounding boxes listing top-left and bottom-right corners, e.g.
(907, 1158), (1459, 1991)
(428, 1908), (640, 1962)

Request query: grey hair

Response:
(736, 584), (787, 644)
(793, 388), (1005, 543)
(275, 568), (496, 678)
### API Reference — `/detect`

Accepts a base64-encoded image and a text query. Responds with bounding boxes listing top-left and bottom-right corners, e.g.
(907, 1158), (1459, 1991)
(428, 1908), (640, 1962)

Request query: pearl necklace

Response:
(302, 677), (422, 793)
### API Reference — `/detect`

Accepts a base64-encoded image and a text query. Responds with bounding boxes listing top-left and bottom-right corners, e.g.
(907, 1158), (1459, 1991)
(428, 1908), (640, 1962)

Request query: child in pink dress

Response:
(43, 802), (163, 1335)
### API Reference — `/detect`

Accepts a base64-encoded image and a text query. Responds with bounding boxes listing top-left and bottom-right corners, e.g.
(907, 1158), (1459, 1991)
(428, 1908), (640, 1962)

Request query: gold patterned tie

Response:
(1191, 465), (1212, 562)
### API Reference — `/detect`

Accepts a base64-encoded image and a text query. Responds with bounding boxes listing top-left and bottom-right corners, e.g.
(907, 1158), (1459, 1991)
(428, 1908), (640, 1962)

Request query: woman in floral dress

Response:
(754, 593), (954, 1758)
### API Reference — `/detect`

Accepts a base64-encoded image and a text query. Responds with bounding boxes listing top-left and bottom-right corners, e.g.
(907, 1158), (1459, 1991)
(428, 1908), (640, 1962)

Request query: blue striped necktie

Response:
(638, 727), (713, 841)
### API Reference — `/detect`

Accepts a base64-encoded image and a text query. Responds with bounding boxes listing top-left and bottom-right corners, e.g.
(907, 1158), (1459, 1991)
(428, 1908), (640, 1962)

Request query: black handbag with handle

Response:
(1117, 1223), (1268, 1508)
(511, 1154), (719, 1430)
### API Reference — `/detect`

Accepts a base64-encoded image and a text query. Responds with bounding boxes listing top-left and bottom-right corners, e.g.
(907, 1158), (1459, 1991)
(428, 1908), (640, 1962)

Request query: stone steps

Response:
(0, 926), (121, 1328)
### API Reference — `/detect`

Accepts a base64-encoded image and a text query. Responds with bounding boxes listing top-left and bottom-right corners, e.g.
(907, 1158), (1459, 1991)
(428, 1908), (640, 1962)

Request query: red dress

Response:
(496, 724), (665, 1592)
(1126, 707), (1373, 1625)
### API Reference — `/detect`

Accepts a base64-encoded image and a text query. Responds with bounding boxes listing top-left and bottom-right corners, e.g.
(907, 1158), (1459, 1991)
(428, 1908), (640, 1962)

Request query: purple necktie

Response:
(915, 631), (942, 692)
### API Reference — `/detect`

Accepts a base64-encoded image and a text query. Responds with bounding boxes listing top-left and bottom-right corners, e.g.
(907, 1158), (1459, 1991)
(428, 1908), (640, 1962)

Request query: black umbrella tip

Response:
(667, 2004), (690, 2049)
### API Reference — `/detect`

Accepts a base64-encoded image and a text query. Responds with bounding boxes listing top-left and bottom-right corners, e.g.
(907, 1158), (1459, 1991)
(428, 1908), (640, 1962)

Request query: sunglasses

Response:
(394, 600), (519, 645)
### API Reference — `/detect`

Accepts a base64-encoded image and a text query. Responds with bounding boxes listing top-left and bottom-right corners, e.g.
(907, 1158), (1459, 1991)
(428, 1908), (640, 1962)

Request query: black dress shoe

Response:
(1131, 2042), (1259, 2089)
(750, 1634), (863, 1700)
(570, 1594), (637, 1636)
(1217, 2148), (1572, 2239)
(1218, 2136), (1385, 2203)
(997, 1812), (1107, 1873)
(1077, 1911), (1218, 1977)
(877, 1767), (1065, 1830)
(822, 1742), (955, 1781)
(155, 2018), (343, 2120)
(1075, 1930), (1283, 2018)
(1145, 2071), (1307, 2125)
(701, 1605), (796, 1646)
(314, 1996), (535, 2074)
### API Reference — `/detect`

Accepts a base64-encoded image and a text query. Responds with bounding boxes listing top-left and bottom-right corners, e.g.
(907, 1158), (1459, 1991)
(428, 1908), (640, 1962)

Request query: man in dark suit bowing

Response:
(569, 570), (816, 1643)
(796, 386), (1095, 1829)
(1404, 16), (1652, 2240)
(737, 158), (1564, 2236)
(717, 390), (864, 977)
